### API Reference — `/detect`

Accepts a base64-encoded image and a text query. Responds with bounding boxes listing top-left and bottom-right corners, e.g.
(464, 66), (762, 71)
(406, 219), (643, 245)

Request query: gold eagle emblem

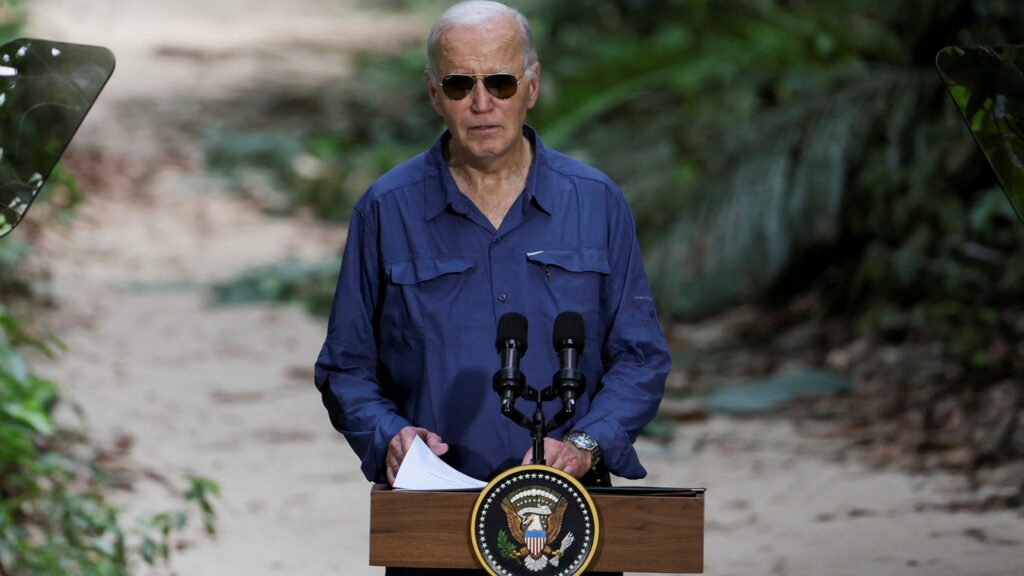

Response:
(500, 487), (573, 571)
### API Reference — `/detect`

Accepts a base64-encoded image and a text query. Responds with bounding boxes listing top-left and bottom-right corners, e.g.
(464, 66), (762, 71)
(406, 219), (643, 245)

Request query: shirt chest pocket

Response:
(525, 249), (610, 327)
(383, 257), (478, 348)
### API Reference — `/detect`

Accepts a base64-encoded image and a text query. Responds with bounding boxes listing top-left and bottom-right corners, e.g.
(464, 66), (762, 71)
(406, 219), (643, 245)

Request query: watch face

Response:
(566, 433), (600, 464)
(471, 465), (600, 576)
(569, 434), (595, 451)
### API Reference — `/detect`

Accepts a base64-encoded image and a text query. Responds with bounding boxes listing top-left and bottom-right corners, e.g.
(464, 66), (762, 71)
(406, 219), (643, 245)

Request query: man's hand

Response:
(387, 426), (449, 486)
(521, 438), (592, 479)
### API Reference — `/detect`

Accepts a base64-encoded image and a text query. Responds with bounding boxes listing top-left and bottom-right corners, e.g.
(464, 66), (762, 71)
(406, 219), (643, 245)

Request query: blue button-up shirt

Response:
(315, 126), (669, 483)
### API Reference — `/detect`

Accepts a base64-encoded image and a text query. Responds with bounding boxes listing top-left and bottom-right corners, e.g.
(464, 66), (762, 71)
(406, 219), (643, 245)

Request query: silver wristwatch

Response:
(563, 430), (602, 469)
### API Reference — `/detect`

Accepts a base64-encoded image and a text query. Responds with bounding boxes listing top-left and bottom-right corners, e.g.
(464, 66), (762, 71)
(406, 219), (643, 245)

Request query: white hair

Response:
(425, 1), (538, 83)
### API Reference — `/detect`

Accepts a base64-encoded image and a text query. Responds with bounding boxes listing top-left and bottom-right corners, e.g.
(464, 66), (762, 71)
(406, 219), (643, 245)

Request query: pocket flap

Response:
(525, 249), (610, 274)
(386, 257), (476, 285)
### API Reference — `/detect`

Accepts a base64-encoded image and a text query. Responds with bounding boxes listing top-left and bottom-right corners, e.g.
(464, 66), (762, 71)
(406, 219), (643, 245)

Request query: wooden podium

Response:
(369, 484), (704, 573)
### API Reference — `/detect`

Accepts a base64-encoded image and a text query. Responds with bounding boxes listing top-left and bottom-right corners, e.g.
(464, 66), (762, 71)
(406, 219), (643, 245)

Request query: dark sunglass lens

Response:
(484, 74), (518, 99)
(442, 75), (475, 100)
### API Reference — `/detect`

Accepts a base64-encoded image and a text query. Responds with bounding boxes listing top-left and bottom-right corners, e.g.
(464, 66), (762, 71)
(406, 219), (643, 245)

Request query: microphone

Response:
(493, 312), (528, 415)
(552, 312), (585, 413)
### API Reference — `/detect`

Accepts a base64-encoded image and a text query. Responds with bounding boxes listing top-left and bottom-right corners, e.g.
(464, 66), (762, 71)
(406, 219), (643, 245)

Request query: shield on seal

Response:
(524, 508), (548, 553)
(525, 526), (545, 557)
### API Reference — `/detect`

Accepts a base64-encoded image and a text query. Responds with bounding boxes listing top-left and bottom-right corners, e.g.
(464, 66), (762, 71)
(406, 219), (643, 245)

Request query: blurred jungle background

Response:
(2, 0), (1023, 574)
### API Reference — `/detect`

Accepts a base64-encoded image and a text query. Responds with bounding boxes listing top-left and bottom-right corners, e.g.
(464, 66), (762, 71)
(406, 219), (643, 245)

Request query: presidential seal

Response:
(471, 465), (599, 576)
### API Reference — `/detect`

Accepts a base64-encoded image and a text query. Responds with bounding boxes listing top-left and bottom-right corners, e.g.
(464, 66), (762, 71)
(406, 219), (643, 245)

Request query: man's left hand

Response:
(521, 438), (592, 478)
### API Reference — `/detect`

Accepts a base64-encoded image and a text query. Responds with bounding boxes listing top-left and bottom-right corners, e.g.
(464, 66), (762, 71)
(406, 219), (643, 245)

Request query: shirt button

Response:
(497, 292), (508, 302)
(494, 236), (502, 244)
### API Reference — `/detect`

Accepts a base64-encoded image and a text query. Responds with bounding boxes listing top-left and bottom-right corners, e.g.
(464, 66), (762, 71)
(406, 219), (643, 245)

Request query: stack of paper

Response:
(393, 436), (487, 490)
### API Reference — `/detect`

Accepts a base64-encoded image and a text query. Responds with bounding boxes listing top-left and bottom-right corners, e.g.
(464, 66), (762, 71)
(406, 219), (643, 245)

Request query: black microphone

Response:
(553, 311), (585, 413)
(493, 312), (528, 415)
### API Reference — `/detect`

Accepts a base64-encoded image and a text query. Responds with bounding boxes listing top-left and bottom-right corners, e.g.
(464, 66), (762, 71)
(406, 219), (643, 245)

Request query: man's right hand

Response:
(386, 426), (449, 486)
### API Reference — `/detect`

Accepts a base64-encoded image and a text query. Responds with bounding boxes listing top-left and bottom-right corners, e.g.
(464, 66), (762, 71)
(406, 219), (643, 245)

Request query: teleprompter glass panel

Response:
(0, 38), (115, 238)
(937, 45), (1024, 226)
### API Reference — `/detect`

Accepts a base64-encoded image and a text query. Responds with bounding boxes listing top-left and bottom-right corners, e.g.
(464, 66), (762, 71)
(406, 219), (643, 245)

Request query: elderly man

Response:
(315, 0), (668, 499)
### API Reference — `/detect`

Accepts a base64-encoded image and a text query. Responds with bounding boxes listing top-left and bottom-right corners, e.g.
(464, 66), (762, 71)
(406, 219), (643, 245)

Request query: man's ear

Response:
(427, 75), (444, 117)
(525, 63), (541, 109)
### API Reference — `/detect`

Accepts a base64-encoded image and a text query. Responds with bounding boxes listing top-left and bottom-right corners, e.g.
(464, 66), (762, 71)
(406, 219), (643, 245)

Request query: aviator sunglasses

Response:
(439, 72), (521, 100)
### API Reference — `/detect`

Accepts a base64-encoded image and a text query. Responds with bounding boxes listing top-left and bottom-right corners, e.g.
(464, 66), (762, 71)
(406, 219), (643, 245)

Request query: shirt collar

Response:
(425, 124), (552, 221)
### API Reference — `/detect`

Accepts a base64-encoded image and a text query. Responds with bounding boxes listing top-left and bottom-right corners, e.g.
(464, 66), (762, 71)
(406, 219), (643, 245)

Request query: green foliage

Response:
(0, 1), (26, 45)
(35, 164), (84, 225)
(937, 45), (1024, 218)
(0, 303), (220, 574)
(211, 257), (340, 317)
(202, 45), (436, 221)
(135, 476), (220, 566)
(0, 304), (119, 574)
(506, 0), (1021, 323)
(184, 475), (220, 537)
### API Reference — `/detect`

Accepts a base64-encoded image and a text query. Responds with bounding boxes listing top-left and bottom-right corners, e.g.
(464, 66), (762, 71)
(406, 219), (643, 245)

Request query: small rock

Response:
(702, 369), (852, 414)
(1013, 412), (1024, 456)
(972, 380), (1021, 456)
(976, 462), (1024, 490)
(931, 396), (971, 449)
(937, 447), (976, 470)
(896, 409), (927, 450)
(774, 321), (819, 353)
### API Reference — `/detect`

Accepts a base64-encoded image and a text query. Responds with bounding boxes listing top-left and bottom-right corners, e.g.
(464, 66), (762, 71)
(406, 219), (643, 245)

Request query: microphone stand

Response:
(493, 370), (581, 466)
(492, 312), (585, 466)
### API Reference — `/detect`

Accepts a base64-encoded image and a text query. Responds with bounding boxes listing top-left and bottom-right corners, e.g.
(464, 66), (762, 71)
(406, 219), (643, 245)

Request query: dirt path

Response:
(22, 1), (1024, 575)
(26, 1), (420, 574)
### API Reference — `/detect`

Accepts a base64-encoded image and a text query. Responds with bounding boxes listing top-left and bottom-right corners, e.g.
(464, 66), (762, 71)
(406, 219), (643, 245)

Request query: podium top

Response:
(372, 483), (705, 496)
(589, 485), (705, 496)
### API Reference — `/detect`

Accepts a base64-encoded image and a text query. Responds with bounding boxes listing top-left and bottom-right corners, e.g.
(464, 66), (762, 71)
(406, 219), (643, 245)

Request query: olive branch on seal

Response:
(497, 529), (518, 559)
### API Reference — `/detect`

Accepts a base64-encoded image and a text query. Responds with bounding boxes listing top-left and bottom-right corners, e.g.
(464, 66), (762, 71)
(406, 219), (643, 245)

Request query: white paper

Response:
(393, 436), (487, 490)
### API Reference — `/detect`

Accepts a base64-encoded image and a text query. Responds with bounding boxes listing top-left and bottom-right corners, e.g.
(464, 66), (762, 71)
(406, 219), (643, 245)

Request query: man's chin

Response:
(460, 141), (507, 161)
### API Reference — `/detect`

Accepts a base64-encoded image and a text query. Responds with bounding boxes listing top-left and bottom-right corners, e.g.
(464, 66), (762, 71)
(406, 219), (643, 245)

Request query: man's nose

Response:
(469, 78), (494, 112)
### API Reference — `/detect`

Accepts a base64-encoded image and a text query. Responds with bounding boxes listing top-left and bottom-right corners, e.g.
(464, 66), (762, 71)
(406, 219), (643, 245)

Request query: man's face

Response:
(427, 18), (540, 165)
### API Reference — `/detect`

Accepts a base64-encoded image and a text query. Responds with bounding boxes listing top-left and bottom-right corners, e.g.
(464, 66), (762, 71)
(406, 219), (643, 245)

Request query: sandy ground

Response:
(22, 0), (1024, 575)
